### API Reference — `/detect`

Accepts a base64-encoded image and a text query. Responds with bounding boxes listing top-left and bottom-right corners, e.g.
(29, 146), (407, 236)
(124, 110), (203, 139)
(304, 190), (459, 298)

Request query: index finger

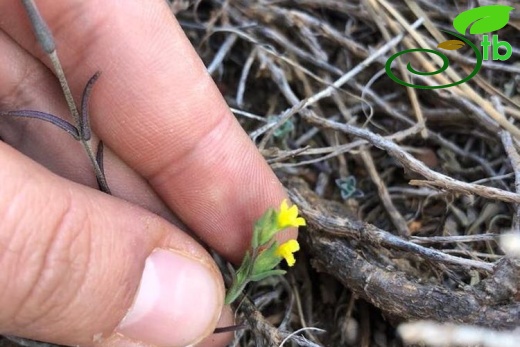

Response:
(0, 0), (296, 261)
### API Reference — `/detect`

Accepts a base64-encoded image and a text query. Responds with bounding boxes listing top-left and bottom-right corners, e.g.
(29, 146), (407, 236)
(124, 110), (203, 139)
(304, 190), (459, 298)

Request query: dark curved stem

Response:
(0, 110), (79, 139)
(213, 323), (247, 334)
(95, 141), (111, 194)
(80, 71), (102, 141)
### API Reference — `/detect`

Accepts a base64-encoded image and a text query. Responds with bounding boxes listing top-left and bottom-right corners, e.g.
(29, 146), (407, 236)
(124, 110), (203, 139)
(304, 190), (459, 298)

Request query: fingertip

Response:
(194, 306), (235, 347)
(115, 249), (224, 347)
(96, 305), (234, 347)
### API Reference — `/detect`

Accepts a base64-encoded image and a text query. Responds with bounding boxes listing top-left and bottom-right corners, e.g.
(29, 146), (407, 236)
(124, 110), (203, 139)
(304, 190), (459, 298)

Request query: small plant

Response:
(2, 0), (110, 193)
(335, 176), (364, 200)
(225, 199), (305, 305)
(267, 115), (295, 139)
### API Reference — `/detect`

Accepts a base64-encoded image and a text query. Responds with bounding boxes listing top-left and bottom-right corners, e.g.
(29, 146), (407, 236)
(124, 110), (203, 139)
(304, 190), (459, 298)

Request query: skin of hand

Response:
(0, 1), (296, 347)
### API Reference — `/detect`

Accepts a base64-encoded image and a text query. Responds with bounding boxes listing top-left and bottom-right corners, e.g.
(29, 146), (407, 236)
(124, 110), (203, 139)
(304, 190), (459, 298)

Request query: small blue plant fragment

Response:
(336, 176), (364, 200)
(267, 115), (295, 138)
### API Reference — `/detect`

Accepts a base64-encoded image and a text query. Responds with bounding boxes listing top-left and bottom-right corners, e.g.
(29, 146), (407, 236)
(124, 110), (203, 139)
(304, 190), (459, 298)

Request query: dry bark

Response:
(288, 178), (520, 329)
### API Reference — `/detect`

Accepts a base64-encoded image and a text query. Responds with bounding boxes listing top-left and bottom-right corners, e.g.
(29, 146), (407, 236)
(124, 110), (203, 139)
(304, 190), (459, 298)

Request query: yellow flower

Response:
(275, 239), (300, 267)
(277, 199), (306, 229)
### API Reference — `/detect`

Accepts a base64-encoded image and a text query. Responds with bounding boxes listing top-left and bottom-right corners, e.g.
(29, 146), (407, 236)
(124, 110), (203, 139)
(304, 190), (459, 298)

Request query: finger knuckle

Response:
(0, 181), (91, 331)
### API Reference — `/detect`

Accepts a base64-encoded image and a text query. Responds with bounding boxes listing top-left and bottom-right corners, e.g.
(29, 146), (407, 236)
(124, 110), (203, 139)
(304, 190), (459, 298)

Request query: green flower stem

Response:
(225, 247), (257, 305)
(225, 277), (250, 305)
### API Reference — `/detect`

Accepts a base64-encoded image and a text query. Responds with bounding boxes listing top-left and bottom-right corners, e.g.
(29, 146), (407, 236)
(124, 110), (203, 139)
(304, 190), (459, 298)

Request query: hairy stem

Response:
(21, 0), (111, 193)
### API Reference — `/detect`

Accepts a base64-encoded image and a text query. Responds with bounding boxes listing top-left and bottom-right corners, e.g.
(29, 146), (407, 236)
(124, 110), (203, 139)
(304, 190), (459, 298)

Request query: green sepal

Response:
(252, 241), (282, 276)
(250, 269), (287, 282)
(252, 208), (278, 248)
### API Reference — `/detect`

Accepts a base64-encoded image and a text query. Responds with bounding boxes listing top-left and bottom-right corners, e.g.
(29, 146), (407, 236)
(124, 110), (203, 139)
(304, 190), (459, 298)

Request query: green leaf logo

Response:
(453, 5), (514, 35)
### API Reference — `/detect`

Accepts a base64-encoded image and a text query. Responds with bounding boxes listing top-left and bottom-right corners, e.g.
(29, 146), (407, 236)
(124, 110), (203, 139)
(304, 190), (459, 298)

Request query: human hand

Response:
(0, 1), (296, 346)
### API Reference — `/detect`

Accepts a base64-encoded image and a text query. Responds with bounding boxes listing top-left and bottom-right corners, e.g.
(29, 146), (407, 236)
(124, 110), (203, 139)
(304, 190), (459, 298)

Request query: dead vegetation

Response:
(174, 0), (520, 346)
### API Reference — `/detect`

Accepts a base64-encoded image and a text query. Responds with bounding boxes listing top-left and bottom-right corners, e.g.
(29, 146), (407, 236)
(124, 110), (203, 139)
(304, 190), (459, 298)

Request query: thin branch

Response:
(0, 110), (79, 139)
(303, 114), (520, 204)
(80, 72), (102, 141)
(255, 18), (423, 149)
(501, 130), (520, 230)
(20, 0), (55, 53)
(359, 148), (410, 237)
(20, 1), (110, 194)
(298, 18), (425, 112)
(207, 34), (238, 75)
(411, 234), (499, 244)
(288, 180), (494, 272)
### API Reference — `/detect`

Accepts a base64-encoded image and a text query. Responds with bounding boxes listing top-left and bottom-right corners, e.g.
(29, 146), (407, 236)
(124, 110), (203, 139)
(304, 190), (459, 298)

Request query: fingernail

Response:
(116, 249), (222, 347)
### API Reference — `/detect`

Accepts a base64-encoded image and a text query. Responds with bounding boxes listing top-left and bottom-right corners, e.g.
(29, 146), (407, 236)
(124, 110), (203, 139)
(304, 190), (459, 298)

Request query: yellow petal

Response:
(285, 253), (296, 267)
(277, 200), (306, 229)
(294, 216), (306, 227)
(285, 239), (300, 252)
(276, 240), (300, 266)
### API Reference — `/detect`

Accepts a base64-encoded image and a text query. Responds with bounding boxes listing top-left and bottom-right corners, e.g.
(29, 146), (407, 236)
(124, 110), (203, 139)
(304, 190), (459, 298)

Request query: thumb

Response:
(0, 142), (224, 347)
